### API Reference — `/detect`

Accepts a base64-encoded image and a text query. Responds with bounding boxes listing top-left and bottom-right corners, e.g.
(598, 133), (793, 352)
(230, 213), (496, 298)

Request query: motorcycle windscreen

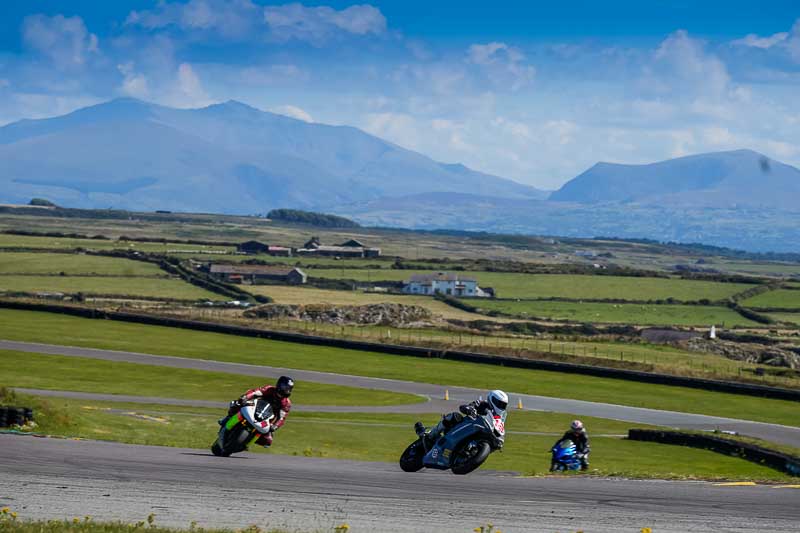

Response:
(554, 440), (577, 460)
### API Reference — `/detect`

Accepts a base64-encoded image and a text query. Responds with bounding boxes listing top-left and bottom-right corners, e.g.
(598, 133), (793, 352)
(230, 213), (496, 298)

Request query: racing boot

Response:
(423, 420), (446, 448)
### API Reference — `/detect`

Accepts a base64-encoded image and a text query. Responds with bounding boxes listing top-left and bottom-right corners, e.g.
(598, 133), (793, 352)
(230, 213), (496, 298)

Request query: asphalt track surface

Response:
(4, 339), (800, 447)
(2, 434), (799, 533)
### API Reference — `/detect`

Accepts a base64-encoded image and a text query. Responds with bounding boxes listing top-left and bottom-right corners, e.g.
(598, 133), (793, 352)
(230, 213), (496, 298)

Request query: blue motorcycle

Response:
(550, 439), (582, 471)
(399, 410), (505, 475)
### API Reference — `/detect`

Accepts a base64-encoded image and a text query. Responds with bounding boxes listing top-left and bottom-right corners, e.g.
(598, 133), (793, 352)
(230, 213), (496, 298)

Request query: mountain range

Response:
(0, 98), (544, 213)
(550, 149), (800, 209)
(1, 99), (799, 251)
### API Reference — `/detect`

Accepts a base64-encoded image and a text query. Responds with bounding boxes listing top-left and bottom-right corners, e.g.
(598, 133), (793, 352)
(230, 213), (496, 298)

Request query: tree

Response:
(29, 198), (56, 207)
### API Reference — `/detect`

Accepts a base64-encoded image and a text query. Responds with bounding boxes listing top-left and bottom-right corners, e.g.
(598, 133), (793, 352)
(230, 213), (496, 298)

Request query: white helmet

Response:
(570, 419), (584, 431)
(487, 390), (508, 416)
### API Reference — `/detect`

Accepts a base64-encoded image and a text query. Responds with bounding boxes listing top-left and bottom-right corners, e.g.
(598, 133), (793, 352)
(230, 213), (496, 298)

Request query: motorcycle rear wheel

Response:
(399, 440), (425, 472)
(451, 440), (491, 475)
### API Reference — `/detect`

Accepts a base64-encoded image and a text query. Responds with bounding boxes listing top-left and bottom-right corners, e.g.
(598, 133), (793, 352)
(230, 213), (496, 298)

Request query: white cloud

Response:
(270, 104), (314, 122)
(22, 14), (99, 69)
(732, 32), (789, 49)
(491, 117), (532, 140)
(264, 3), (387, 44)
(702, 126), (735, 146)
(730, 19), (800, 62)
(176, 63), (210, 105)
(466, 42), (535, 91)
(363, 112), (420, 150)
(126, 0), (261, 39)
(669, 129), (697, 158)
(653, 30), (730, 98)
(117, 62), (150, 98)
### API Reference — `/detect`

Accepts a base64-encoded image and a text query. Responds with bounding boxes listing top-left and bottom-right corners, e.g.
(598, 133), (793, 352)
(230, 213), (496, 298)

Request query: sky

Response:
(1, 1), (800, 189)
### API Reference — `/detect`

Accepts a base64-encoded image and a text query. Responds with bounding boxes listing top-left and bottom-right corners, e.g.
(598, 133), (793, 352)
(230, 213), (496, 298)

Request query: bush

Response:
(29, 198), (56, 207)
(266, 208), (360, 228)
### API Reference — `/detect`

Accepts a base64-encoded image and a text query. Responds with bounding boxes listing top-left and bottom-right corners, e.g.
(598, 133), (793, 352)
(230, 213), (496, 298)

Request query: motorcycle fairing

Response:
(422, 419), (485, 469)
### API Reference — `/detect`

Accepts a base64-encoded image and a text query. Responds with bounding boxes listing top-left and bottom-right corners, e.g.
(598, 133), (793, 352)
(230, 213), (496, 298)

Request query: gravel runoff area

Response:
(2, 339), (800, 448)
(2, 434), (799, 533)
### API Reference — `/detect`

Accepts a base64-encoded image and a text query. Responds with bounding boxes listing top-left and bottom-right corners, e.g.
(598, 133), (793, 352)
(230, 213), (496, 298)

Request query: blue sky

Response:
(1, 1), (799, 189)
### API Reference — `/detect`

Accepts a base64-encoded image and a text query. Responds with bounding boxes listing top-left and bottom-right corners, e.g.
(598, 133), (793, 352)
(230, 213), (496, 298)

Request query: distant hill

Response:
(549, 149), (800, 209)
(0, 98), (545, 213)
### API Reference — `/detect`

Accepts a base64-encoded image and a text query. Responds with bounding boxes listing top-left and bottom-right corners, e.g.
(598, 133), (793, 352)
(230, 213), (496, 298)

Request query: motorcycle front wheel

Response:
(213, 426), (254, 457)
(399, 440), (425, 472)
(211, 441), (229, 457)
(451, 440), (491, 475)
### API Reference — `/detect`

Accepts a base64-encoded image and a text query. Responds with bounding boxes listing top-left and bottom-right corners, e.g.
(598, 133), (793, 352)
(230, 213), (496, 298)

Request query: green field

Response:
(472, 300), (758, 327)
(0, 233), (232, 253)
(741, 289), (800, 310)
(1, 309), (798, 426)
(767, 312), (800, 325)
(309, 270), (752, 301)
(717, 261), (800, 277)
(2, 391), (793, 481)
(0, 350), (422, 406)
(0, 252), (164, 276)
(0, 275), (221, 300)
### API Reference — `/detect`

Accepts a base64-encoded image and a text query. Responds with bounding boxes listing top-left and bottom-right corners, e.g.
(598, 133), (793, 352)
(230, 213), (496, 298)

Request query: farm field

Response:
(717, 261), (800, 277)
(767, 312), (800, 325)
(1, 309), (797, 426)
(741, 289), (800, 309)
(0, 232), (232, 253)
(0, 252), (165, 276)
(308, 270), (753, 301)
(0, 349), (422, 406)
(0, 275), (220, 300)
(471, 300), (759, 327)
(4, 391), (791, 481)
(243, 285), (502, 321)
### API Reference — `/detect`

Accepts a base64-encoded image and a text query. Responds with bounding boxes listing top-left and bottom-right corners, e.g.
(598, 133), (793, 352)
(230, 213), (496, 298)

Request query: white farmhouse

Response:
(402, 272), (491, 297)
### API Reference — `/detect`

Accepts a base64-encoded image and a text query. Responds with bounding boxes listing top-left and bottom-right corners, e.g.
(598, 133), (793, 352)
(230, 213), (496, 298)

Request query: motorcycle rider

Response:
(220, 376), (294, 448)
(417, 390), (509, 447)
(551, 419), (590, 471)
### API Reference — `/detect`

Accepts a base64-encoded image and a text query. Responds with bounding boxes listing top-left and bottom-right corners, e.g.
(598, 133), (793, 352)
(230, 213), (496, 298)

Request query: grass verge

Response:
(1, 309), (799, 426)
(0, 513), (292, 533)
(0, 351), (423, 407)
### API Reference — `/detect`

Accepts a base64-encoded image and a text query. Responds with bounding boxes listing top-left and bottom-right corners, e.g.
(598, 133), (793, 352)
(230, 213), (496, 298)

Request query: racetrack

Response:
(2, 434), (798, 532)
(4, 339), (800, 447)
